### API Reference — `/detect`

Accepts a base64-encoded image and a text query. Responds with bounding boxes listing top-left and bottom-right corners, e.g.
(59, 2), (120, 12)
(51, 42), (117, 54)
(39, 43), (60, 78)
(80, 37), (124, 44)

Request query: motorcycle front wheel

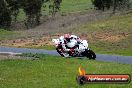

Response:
(85, 49), (96, 60)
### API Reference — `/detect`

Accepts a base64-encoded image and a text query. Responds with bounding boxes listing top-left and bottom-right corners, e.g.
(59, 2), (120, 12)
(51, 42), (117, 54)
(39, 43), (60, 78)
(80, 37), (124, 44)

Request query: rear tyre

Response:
(56, 48), (70, 57)
(56, 48), (64, 57)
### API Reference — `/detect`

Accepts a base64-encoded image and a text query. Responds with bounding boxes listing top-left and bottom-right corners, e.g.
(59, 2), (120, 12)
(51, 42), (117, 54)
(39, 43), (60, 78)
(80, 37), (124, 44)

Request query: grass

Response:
(0, 54), (132, 88)
(30, 45), (55, 50)
(0, 29), (18, 40)
(78, 13), (132, 32)
(70, 13), (132, 56)
(20, 45), (56, 50)
(60, 0), (92, 13)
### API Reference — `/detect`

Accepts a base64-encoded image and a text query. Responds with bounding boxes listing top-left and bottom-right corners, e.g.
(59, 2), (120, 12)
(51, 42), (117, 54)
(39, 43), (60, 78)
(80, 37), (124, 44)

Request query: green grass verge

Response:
(0, 29), (18, 40)
(22, 45), (56, 50)
(0, 54), (131, 88)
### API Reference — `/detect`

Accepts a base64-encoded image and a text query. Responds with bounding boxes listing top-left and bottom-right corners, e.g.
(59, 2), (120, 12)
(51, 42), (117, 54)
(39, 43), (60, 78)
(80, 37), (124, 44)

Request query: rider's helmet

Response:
(64, 34), (71, 42)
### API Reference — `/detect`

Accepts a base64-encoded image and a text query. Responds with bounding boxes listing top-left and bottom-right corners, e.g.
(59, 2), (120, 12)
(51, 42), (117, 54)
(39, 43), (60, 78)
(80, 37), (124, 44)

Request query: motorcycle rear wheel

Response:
(56, 48), (64, 57)
(56, 48), (70, 57)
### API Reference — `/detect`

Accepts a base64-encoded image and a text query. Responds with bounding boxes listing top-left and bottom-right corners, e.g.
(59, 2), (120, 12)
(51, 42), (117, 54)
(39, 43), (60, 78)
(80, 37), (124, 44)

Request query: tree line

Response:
(0, 0), (131, 30)
(92, 0), (131, 12)
(0, 0), (62, 29)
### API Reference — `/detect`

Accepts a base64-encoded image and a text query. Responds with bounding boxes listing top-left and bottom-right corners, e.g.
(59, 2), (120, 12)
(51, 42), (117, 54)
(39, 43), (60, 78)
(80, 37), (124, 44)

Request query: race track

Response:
(0, 46), (132, 64)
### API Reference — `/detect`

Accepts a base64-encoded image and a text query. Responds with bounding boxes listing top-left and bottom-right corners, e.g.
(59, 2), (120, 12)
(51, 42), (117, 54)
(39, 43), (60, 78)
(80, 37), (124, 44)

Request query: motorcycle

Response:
(52, 38), (96, 60)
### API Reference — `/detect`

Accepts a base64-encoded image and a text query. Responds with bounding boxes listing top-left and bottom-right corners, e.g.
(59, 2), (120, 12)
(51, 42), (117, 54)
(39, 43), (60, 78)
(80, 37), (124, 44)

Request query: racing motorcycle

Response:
(52, 38), (96, 60)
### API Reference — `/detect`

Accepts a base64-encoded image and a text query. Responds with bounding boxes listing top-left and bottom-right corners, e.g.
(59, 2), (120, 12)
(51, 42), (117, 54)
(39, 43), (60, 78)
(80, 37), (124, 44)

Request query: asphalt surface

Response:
(0, 46), (132, 64)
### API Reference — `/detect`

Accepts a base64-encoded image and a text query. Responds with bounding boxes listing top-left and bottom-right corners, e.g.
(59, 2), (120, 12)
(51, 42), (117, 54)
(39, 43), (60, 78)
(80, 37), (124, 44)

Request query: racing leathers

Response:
(59, 34), (81, 53)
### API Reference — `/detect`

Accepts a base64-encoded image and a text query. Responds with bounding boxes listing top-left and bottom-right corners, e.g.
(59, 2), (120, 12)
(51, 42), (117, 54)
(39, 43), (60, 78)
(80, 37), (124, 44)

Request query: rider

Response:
(59, 33), (81, 54)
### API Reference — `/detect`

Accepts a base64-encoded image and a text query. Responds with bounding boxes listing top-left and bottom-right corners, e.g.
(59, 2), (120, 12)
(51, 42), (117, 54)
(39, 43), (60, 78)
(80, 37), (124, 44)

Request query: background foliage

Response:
(0, 0), (62, 29)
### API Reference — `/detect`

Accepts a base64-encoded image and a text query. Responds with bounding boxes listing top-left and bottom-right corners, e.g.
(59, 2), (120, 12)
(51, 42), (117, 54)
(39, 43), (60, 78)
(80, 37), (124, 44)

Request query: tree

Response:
(6, 0), (20, 22)
(22, 0), (62, 28)
(0, 0), (62, 29)
(92, 0), (131, 12)
(22, 0), (43, 28)
(91, 0), (112, 11)
(0, 0), (11, 29)
(49, 0), (62, 17)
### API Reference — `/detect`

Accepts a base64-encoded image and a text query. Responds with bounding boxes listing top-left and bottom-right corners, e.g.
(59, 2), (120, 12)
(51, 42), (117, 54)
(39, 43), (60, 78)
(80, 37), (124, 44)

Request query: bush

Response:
(0, 0), (12, 29)
(92, 0), (131, 11)
(23, 0), (43, 28)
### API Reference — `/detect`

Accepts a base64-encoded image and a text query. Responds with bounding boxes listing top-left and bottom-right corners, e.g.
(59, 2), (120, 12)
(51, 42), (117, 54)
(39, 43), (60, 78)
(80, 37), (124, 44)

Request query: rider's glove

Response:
(77, 41), (81, 44)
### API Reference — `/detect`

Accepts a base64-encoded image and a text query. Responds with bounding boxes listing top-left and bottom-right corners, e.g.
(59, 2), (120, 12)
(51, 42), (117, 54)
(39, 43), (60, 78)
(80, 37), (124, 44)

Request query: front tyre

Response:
(86, 49), (96, 60)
